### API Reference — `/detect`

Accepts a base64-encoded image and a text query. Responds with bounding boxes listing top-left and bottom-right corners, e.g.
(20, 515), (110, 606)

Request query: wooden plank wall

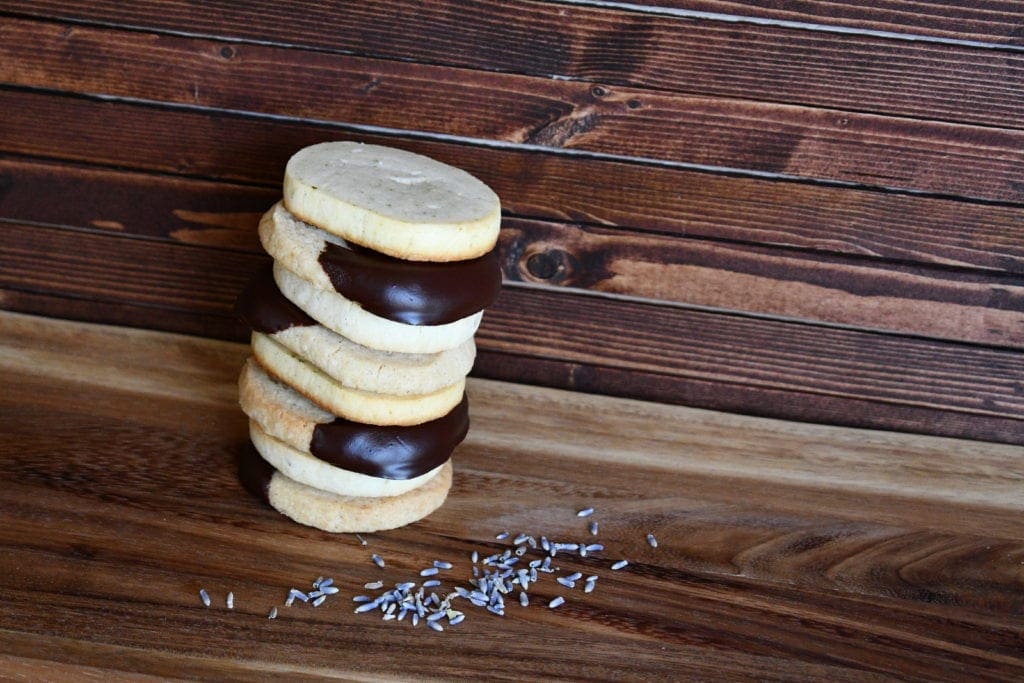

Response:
(0, 1), (1021, 444)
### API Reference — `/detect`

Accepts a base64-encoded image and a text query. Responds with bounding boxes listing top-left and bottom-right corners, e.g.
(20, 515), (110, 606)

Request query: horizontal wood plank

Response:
(0, 222), (261, 314)
(0, 154), (273, 251)
(2, 18), (1023, 201)
(4, 0), (1023, 130)
(1, 221), (1020, 444)
(3, 89), (1023, 275)
(0, 311), (1022, 679)
(2, 155), (1022, 347)
(479, 289), (1024, 423)
(503, 219), (1024, 348)
(633, 0), (1024, 45)
(4, 285), (1021, 446)
(475, 350), (1024, 449)
(0, 286), (247, 342)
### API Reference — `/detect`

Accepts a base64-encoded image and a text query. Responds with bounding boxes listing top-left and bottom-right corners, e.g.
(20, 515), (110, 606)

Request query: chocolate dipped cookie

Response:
(236, 142), (501, 532)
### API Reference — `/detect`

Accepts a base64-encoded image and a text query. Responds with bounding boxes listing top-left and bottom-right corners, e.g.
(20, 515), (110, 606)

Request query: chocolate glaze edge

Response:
(236, 265), (317, 334)
(318, 241), (501, 326)
(238, 443), (274, 504)
(310, 394), (470, 480)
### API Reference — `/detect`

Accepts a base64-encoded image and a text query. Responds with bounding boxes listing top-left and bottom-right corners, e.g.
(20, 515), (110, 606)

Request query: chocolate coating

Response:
(311, 395), (469, 479)
(238, 444), (274, 504)
(318, 242), (501, 326)
(236, 266), (316, 333)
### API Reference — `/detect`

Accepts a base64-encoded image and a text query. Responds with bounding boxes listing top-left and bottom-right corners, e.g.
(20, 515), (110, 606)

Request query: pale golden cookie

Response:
(283, 141), (500, 261)
(273, 260), (481, 354)
(251, 332), (464, 426)
(268, 459), (453, 533)
(250, 420), (444, 498)
(270, 319), (475, 396)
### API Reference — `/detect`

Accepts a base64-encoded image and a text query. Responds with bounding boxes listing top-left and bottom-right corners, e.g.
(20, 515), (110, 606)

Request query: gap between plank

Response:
(4, 12), (1023, 139)
(4, 215), (1022, 354)
(9, 84), (1023, 210)
(551, 0), (1024, 53)
(4, 147), (1021, 281)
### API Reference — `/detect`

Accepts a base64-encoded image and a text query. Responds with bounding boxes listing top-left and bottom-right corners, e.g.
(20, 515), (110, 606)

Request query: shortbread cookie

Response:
(251, 332), (464, 425)
(239, 358), (469, 486)
(283, 141), (500, 261)
(260, 203), (500, 325)
(250, 421), (445, 497)
(273, 263), (481, 354)
(237, 268), (475, 395)
(240, 446), (453, 533)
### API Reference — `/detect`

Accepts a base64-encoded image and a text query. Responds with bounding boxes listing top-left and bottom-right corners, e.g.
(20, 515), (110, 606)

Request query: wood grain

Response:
(503, 218), (1024, 348)
(3, 17), (1023, 201)
(2, 220), (1021, 444)
(2, 155), (1022, 347)
(0, 311), (1021, 680)
(0, 155), (273, 251)
(0, 285), (247, 342)
(4, 89), (1024, 275)
(3, 283), (1021, 446)
(0, 221), (262, 314)
(475, 349), (1024, 451)
(636, 0), (1024, 45)
(5, 0), (1024, 128)
(479, 288), (1024, 422)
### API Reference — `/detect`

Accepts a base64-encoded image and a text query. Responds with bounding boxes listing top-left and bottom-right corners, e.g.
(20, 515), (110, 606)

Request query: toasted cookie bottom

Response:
(240, 446), (453, 533)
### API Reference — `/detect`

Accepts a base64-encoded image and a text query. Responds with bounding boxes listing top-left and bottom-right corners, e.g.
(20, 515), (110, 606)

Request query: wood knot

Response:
(220, 45), (235, 59)
(590, 85), (608, 98)
(524, 249), (576, 285)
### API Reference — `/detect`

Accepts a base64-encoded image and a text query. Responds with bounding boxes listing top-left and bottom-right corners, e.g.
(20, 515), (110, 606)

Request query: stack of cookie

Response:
(235, 142), (501, 532)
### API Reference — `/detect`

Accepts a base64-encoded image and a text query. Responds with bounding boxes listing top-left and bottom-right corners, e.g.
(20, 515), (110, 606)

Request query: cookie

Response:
(251, 332), (464, 425)
(258, 203), (501, 325)
(237, 268), (476, 395)
(272, 262), (482, 354)
(249, 421), (445, 498)
(259, 201), (500, 342)
(240, 445), (453, 533)
(239, 358), (468, 497)
(283, 141), (500, 262)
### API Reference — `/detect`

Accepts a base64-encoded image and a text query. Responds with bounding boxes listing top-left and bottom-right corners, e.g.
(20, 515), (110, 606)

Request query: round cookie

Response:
(274, 323), (474, 397)
(239, 359), (467, 494)
(250, 420), (444, 498)
(237, 264), (478, 377)
(251, 332), (464, 425)
(283, 141), (500, 262)
(259, 202), (500, 324)
(272, 262), (481, 354)
(240, 446), (453, 533)
(239, 356), (330, 447)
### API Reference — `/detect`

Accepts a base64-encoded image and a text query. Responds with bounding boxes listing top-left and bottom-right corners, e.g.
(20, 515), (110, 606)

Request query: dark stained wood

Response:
(503, 219), (1024, 348)
(3, 18), (1023, 201)
(478, 288), (1024, 428)
(475, 349), (1024, 449)
(0, 286), (248, 342)
(0, 155), (273, 251)
(0, 221), (262, 314)
(637, 0), (1024, 45)
(2, 155), (1022, 347)
(4, 90), (1024, 275)
(2, 221), (1021, 444)
(3, 282), (1021, 446)
(0, 312), (1022, 680)
(5, 0), (1024, 129)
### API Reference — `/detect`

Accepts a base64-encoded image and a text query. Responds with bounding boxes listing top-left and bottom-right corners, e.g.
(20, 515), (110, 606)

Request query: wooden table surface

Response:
(1, 311), (1022, 681)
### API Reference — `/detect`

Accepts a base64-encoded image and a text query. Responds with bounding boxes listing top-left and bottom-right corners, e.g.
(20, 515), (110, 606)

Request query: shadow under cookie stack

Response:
(236, 142), (501, 532)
